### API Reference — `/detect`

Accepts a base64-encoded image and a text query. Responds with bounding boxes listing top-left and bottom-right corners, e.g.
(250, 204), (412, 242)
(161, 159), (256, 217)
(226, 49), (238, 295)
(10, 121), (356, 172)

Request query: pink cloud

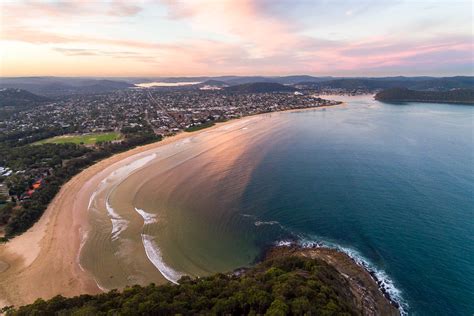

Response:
(1, 0), (142, 21)
(161, 0), (302, 56)
(1, 1), (472, 76)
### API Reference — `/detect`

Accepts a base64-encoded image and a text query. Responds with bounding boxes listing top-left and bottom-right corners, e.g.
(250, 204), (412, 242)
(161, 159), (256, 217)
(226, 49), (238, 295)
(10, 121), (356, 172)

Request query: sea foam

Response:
(99, 153), (158, 241)
(254, 220), (280, 226)
(275, 237), (408, 315)
(87, 190), (98, 210)
(106, 199), (128, 240)
(134, 207), (157, 225)
(133, 207), (182, 284)
(141, 234), (183, 284)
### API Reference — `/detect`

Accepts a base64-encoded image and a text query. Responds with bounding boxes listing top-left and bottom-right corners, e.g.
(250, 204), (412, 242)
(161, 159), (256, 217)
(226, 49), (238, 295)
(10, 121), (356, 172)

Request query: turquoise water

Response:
(236, 96), (473, 315)
(94, 95), (473, 315)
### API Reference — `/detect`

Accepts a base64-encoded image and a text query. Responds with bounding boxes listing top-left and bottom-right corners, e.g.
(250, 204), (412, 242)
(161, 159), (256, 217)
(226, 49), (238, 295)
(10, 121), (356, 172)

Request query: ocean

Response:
(81, 95), (473, 315)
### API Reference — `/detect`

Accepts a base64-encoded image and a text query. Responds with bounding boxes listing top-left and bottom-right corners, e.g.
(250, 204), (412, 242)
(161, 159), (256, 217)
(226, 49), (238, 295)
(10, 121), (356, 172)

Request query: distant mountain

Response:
(200, 80), (228, 87)
(297, 76), (474, 91)
(0, 88), (51, 107)
(375, 88), (474, 104)
(409, 76), (474, 90)
(272, 75), (335, 84)
(73, 80), (134, 94)
(0, 77), (134, 96)
(222, 76), (275, 85)
(2, 76), (471, 95)
(225, 82), (298, 93)
(218, 76), (335, 85)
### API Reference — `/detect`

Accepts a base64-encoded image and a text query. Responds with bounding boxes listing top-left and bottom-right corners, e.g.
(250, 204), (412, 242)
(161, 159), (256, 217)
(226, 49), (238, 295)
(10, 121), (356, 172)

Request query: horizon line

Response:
(1, 74), (473, 79)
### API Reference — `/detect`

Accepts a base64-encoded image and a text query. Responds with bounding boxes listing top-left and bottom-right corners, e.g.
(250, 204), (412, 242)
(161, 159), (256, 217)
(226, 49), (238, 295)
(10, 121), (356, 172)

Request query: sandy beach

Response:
(0, 105), (337, 308)
(0, 116), (254, 308)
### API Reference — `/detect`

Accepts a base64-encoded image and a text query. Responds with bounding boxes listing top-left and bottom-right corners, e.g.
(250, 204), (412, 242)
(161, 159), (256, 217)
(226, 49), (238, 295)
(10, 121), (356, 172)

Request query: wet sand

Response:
(0, 116), (261, 308)
(79, 114), (286, 289)
(0, 105), (337, 308)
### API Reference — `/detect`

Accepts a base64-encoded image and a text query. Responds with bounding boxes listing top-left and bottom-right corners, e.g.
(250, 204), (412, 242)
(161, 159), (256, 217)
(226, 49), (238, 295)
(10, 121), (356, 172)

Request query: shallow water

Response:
(81, 96), (473, 315)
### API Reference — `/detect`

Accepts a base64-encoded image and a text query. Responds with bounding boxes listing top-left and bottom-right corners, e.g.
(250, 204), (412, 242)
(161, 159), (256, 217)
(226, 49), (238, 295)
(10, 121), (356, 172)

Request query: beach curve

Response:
(0, 116), (263, 308)
(0, 105), (337, 308)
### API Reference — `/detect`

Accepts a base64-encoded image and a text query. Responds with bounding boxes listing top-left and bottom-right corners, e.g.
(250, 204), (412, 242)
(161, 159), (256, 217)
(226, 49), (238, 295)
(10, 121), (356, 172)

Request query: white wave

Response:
(134, 207), (157, 225)
(94, 278), (109, 292)
(275, 240), (293, 247)
(77, 228), (89, 272)
(100, 153), (158, 240)
(254, 220), (280, 226)
(141, 234), (183, 284)
(116, 153), (157, 177)
(106, 199), (129, 240)
(87, 190), (98, 210)
(295, 237), (408, 315)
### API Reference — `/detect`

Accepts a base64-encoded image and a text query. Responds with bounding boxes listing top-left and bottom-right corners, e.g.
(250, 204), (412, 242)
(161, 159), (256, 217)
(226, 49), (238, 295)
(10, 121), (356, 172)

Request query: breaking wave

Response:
(141, 234), (183, 284)
(87, 190), (97, 210)
(254, 220), (280, 226)
(105, 199), (129, 240)
(133, 207), (182, 284)
(98, 153), (158, 241)
(134, 207), (157, 225)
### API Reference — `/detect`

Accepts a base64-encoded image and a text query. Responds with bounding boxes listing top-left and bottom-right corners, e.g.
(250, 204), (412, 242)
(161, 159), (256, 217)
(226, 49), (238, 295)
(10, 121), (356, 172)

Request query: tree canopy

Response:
(5, 256), (358, 315)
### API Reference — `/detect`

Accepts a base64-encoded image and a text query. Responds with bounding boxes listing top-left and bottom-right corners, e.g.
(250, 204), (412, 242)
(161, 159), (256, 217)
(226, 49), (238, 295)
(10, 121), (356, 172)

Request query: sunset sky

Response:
(1, 0), (473, 77)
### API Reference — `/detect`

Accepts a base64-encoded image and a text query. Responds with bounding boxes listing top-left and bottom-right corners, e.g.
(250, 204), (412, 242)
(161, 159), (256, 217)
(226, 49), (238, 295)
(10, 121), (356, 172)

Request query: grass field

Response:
(34, 132), (121, 145)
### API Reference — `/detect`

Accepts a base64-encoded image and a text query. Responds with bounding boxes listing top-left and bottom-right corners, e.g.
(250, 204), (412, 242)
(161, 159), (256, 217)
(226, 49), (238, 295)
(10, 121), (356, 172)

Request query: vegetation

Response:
(298, 76), (474, 91)
(185, 122), (215, 132)
(2, 76), (474, 96)
(33, 132), (121, 145)
(5, 256), (359, 315)
(375, 88), (474, 104)
(0, 78), (133, 97)
(0, 88), (52, 119)
(225, 82), (297, 93)
(0, 122), (161, 238)
(0, 88), (51, 107)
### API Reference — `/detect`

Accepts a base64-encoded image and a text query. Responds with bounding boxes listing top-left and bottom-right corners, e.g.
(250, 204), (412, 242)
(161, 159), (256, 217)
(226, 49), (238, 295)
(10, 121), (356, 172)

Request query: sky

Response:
(0, 0), (473, 77)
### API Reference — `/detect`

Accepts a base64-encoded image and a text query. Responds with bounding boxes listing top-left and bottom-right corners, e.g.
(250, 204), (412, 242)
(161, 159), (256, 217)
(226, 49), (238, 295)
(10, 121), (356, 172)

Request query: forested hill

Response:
(0, 88), (51, 107)
(375, 88), (474, 104)
(0, 78), (134, 97)
(4, 255), (386, 315)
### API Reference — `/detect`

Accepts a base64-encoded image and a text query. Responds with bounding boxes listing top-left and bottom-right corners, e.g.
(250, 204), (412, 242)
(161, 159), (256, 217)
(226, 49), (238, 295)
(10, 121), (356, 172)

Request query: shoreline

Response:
(0, 103), (340, 308)
(375, 98), (474, 105)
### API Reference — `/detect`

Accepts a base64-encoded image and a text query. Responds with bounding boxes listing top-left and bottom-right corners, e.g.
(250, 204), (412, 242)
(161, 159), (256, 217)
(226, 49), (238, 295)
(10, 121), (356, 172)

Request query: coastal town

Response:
(1, 89), (339, 137)
(0, 88), (340, 238)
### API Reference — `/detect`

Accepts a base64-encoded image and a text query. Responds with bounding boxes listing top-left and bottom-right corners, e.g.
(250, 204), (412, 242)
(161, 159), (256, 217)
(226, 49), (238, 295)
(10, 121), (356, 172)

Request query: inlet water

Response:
(83, 95), (473, 315)
(238, 96), (473, 315)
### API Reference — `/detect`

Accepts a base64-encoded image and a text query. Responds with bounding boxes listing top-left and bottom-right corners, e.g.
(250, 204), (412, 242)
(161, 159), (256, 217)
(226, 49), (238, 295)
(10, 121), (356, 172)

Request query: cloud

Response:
(53, 48), (100, 56)
(1, 0), (473, 76)
(52, 47), (158, 64)
(160, 0), (303, 56)
(1, 0), (142, 20)
(108, 0), (142, 17)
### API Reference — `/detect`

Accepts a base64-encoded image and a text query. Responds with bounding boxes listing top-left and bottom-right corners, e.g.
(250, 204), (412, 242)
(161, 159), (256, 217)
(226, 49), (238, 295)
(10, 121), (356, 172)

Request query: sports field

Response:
(34, 132), (121, 145)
